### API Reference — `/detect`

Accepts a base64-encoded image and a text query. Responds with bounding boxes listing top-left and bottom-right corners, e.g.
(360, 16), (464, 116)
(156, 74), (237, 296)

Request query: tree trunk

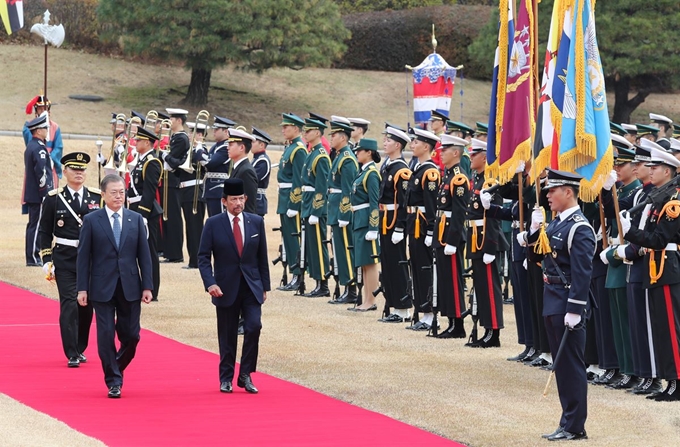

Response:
(611, 76), (650, 124)
(183, 68), (212, 106)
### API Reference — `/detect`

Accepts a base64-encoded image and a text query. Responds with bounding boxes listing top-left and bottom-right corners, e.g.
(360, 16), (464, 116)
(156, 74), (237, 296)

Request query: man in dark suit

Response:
(77, 174), (153, 398)
(198, 178), (270, 394)
(226, 128), (258, 214)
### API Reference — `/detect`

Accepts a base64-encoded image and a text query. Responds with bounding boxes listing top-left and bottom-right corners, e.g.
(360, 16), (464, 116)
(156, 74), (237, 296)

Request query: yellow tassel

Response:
(438, 215), (446, 245)
(649, 251), (659, 285)
(533, 209), (552, 255)
(471, 225), (478, 254)
(415, 217), (420, 239)
(382, 211), (387, 235)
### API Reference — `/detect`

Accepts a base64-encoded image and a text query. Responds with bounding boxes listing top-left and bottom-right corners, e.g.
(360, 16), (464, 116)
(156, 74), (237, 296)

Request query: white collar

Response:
(105, 206), (123, 218)
(232, 157), (247, 170)
(227, 210), (243, 222)
(361, 161), (374, 171)
(67, 185), (84, 198)
(559, 205), (580, 221)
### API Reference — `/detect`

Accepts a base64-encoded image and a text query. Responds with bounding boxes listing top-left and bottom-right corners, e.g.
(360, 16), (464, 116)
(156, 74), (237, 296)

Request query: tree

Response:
(98, 0), (349, 106)
(333, 0), (446, 14)
(468, 0), (680, 123)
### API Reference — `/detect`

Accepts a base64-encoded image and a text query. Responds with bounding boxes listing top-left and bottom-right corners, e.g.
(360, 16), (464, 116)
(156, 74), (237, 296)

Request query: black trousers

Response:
(629, 282), (654, 378)
(591, 275), (619, 370)
(25, 202), (41, 265)
(379, 230), (411, 310)
(471, 258), (504, 330)
(216, 278), (262, 383)
(91, 281), (141, 388)
(55, 267), (93, 359)
(164, 186), (184, 261)
(527, 262), (550, 353)
(147, 217), (160, 300)
(206, 198), (223, 217)
(648, 284), (680, 381)
(511, 259), (533, 347)
(181, 200), (205, 267)
(435, 246), (466, 318)
(545, 314), (587, 434)
(408, 234), (433, 314)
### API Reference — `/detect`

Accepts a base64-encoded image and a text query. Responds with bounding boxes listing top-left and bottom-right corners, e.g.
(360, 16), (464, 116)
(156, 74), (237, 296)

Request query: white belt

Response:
(179, 179), (203, 188)
(279, 182), (292, 189)
(352, 203), (370, 211)
(407, 206), (426, 213)
(302, 186), (316, 192)
(380, 204), (396, 211)
(468, 219), (485, 226)
(329, 188), (342, 194)
(55, 237), (79, 248)
(666, 243), (678, 251)
(128, 196), (142, 204)
(204, 172), (229, 180)
(257, 188), (267, 194)
(511, 221), (521, 229)
(438, 211), (452, 218)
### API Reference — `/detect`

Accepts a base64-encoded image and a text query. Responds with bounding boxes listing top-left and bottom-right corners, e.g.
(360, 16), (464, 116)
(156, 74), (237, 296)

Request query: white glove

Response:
(516, 231), (528, 247)
(616, 244), (628, 260)
(286, 209), (298, 218)
(602, 169), (617, 191)
(530, 208), (544, 232)
(308, 215), (319, 225)
(365, 231), (378, 241)
(444, 244), (456, 255)
(564, 312), (582, 329)
(515, 160), (526, 174)
(424, 235), (432, 247)
(338, 220), (349, 228)
(115, 144), (125, 155)
(483, 253), (496, 264)
(480, 191), (492, 210)
(42, 261), (54, 276)
(619, 211), (631, 236)
(523, 258), (528, 270)
(160, 151), (168, 160)
(599, 247), (610, 265)
(97, 153), (106, 164)
(164, 161), (173, 171)
(391, 230), (404, 244)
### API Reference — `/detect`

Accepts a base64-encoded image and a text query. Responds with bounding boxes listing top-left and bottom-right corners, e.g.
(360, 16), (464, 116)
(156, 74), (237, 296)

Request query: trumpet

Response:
(119, 115), (142, 177)
(193, 110), (211, 214)
(103, 114), (127, 173)
(144, 110), (158, 132)
(159, 119), (172, 221)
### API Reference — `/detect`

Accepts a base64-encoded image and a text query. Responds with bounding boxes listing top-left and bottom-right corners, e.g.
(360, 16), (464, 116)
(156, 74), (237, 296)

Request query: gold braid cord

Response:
(649, 200), (680, 284)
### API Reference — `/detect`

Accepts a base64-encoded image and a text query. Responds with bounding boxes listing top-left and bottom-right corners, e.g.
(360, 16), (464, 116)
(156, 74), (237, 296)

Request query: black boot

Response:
(465, 328), (489, 347)
(449, 318), (466, 338)
(279, 274), (300, 291)
(329, 286), (349, 304)
(508, 346), (532, 362)
(305, 280), (330, 297)
(477, 329), (501, 348)
(334, 284), (358, 304)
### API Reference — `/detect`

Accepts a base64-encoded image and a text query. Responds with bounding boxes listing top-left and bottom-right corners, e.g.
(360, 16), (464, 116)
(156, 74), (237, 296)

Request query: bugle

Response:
(192, 110), (211, 214)
(119, 115), (142, 177)
(160, 119), (173, 221)
(103, 114), (127, 172)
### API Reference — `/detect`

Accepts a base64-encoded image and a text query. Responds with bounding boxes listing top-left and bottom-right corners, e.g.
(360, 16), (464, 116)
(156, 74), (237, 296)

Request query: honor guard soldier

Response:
(200, 115), (236, 217)
(445, 120), (474, 177)
(327, 118), (359, 304)
(127, 127), (163, 300)
(524, 169), (595, 441)
(636, 123), (659, 143)
(225, 127), (258, 215)
(650, 113), (673, 139)
(621, 123), (638, 145)
(23, 94), (63, 179)
(300, 118), (332, 297)
(405, 128), (441, 330)
(428, 110), (448, 172)
(39, 152), (100, 368)
(308, 112), (332, 155)
(278, 113), (307, 291)
(251, 127), (272, 217)
(620, 144), (680, 402)
(433, 135), (470, 338)
(474, 122), (488, 142)
(348, 118), (370, 148)
(349, 139), (382, 312)
(465, 138), (506, 347)
(160, 108), (190, 263)
(23, 114), (54, 266)
(377, 126), (413, 322)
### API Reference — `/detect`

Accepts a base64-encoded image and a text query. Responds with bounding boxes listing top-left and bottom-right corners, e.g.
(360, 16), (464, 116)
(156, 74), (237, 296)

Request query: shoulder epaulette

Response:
(451, 173), (468, 187)
(87, 187), (102, 195)
(338, 153), (359, 169)
(422, 167), (440, 185)
(47, 187), (63, 196)
(394, 167), (411, 182)
(363, 166), (382, 191)
(142, 157), (163, 180)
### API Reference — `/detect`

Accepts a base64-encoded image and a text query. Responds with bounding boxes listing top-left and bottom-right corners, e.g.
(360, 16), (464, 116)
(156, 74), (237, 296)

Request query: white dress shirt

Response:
(105, 206), (123, 231)
(558, 205), (580, 222)
(227, 210), (244, 245)
(67, 185), (84, 207)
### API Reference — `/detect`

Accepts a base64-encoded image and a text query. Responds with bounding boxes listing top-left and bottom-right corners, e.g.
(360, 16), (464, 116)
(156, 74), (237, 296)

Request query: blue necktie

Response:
(112, 212), (121, 248)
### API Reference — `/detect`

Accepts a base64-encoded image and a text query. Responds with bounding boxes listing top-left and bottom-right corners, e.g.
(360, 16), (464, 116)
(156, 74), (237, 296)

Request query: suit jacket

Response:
(77, 207), (153, 302)
(198, 211), (271, 307)
(230, 158), (258, 214)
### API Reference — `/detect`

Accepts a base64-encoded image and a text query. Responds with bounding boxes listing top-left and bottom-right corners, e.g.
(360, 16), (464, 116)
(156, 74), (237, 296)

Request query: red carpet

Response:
(0, 282), (462, 446)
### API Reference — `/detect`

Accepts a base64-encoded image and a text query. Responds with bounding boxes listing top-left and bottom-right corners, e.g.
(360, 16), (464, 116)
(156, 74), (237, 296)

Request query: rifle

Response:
(271, 227), (288, 287)
(291, 218), (306, 296)
(465, 289), (479, 345)
(626, 175), (680, 216)
(425, 248), (439, 337)
(325, 234), (341, 301)
(400, 259), (418, 326)
(373, 271), (387, 318)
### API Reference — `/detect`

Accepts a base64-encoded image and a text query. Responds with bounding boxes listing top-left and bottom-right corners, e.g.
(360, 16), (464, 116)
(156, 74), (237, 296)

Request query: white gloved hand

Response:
(530, 208), (544, 232)
(599, 247), (610, 265)
(424, 235), (432, 247)
(444, 244), (457, 255)
(516, 231), (528, 247)
(515, 160), (526, 174)
(115, 144), (125, 155)
(564, 312), (582, 329)
(365, 231), (378, 241)
(160, 151), (168, 160)
(42, 261), (54, 276)
(97, 154), (106, 164)
(286, 209), (298, 218)
(616, 244), (628, 260)
(480, 191), (492, 210)
(619, 211), (632, 236)
(163, 161), (173, 171)
(338, 220), (350, 228)
(602, 169), (617, 191)
(308, 215), (319, 225)
(483, 253), (496, 264)
(391, 230), (404, 244)
(523, 258), (528, 270)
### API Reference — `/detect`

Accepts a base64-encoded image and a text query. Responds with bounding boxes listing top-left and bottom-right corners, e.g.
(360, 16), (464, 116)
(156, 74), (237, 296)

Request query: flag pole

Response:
(44, 43), (48, 99)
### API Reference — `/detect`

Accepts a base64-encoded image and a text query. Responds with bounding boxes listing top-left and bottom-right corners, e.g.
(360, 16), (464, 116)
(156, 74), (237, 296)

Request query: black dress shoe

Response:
(220, 382), (233, 393)
(607, 374), (637, 390)
(304, 280), (330, 297)
(108, 385), (121, 398)
(653, 380), (679, 401)
(278, 275), (300, 291)
(593, 369), (621, 386)
(437, 325), (466, 339)
(237, 374), (258, 394)
(331, 293), (358, 304)
(67, 357), (80, 368)
(182, 265), (198, 269)
(26, 262), (43, 267)
(530, 357), (551, 368)
(522, 350), (540, 363)
(161, 258), (184, 263)
(634, 378), (663, 395)
(508, 346), (532, 362)
(542, 426), (564, 439)
(78, 353), (87, 363)
(406, 321), (431, 331)
(548, 430), (587, 441)
(379, 314), (405, 323)
(352, 304), (377, 312)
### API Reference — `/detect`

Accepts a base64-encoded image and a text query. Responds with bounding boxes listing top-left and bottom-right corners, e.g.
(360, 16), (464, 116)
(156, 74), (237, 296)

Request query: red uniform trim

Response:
(663, 285), (680, 376)
(487, 263), (498, 329)
(452, 254), (461, 318)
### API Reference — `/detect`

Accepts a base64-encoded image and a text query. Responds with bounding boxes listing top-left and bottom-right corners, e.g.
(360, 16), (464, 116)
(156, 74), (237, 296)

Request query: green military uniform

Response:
(352, 159), (381, 268)
(446, 120), (474, 178)
(301, 139), (331, 281)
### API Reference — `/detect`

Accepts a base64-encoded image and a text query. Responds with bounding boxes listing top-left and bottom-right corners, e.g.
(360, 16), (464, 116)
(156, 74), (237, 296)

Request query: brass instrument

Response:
(193, 110), (211, 214)
(160, 119), (172, 221)
(119, 116), (142, 177)
(103, 114), (127, 172)
(144, 110), (158, 131)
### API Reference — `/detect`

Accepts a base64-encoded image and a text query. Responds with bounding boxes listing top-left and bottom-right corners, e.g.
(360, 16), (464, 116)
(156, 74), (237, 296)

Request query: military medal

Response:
(474, 202), (479, 209)
(388, 175), (393, 181)
(415, 179), (419, 186)
(442, 197), (447, 204)
(57, 219), (64, 227)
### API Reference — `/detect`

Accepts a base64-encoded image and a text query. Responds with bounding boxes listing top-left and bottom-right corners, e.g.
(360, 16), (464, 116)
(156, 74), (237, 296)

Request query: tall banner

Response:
(558, 0), (613, 201)
(412, 53), (457, 124)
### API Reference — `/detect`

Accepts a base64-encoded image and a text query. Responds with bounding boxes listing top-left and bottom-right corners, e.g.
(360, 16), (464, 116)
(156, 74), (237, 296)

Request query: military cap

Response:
(61, 152), (90, 170)
(440, 134), (468, 148)
(157, 111), (170, 120)
(109, 113), (118, 124)
(25, 95), (50, 114)
(27, 114), (49, 131)
(223, 178), (244, 197)
(475, 122), (489, 136)
(411, 127), (440, 147)
(634, 145), (651, 163)
(543, 168), (583, 190)
(251, 127), (272, 144)
(384, 122), (406, 132)
(330, 115), (351, 125)
(308, 112), (329, 124)
(213, 116), (236, 129)
(135, 127), (159, 142)
(383, 126), (411, 146)
(610, 122), (626, 137)
(621, 123), (638, 135)
(611, 133), (633, 151)
(303, 118), (327, 133)
(429, 110), (449, 122)
(649, 113), (673, 127)
(227, 128), (256, 142)
(355, 138), (381, 163)
(640, 139), (680, 168)
(446, 120), (475, 137)
(329, 120), (353, 136)
(673, 124), (680, 138)
(280, 113), (305, 128)
(636, 123), (659, 137)
(130, 110), (146, 127)
(187, 122), (208, 133)
(166, 108), (189, 118)
(669, 138), (680, 153)
(468, 138), (487, 155)
(348, 117), (370, 130)
(614, 147), (636, 165)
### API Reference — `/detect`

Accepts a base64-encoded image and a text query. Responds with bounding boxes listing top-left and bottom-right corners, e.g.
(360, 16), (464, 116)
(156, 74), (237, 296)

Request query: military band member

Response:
(160, 108), (190, 263)
(277, 113), (307, 291)
(377, 126), (413, 322)
(127, 127), (163, 300)
(327, 118), (359, 304)
(405, 128), (441, 330)
(300, 118), (332, 297)
(23, 114), (54, 266)
(620, 144), (680, 401)
(349, 139), (382, 312)
(100, 114), (127, 177)
(465, 138), (505, 347)
(251, 127), (272, 217)
(199, 116), (235, 217)
(434, 135), (470, 338)
(39, 152), (99, 367)
(348, 117), (370, 148)
(525, 169), (595, 442)
(226, 128), (258, 215)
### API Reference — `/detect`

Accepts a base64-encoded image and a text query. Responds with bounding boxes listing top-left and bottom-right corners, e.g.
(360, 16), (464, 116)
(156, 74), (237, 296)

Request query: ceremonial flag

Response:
(495, 0), (535, 184)
(558, 0), (613, 201)
(412, 53), (457, 124)
(486, 0), (514, 175)
(0, 0), (24, 35)
(550, 1), (573, 171)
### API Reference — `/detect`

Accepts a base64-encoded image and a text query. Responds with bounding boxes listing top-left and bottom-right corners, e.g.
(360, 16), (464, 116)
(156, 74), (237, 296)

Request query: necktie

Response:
(233, 216), (243, 256)
(112, 212), (121, 248)
(73, 192), (80, 209)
